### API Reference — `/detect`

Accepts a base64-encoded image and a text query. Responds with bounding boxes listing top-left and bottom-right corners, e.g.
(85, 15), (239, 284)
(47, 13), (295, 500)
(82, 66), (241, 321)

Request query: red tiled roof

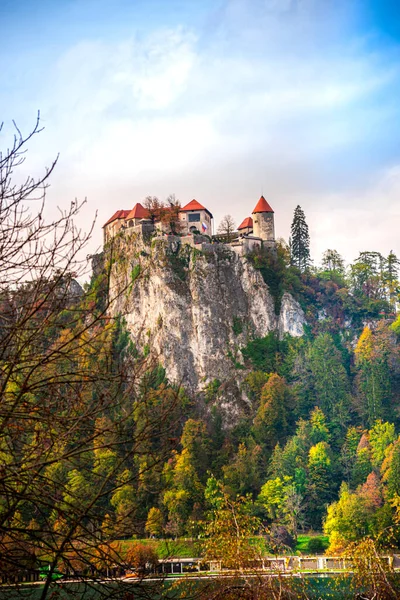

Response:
(181, 199), (213, 219)
(103, 209), (130, 227)
(238, 216), (253, 230)
(126, 203), (149, 220)
(252, 195), (274, 214)
(181, 199), (207, 211)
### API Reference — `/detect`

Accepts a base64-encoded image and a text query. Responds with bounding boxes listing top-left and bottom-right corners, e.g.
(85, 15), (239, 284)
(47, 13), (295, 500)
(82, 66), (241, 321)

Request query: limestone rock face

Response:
(108, 235), (305, 406)
(278, 293), (306, 338)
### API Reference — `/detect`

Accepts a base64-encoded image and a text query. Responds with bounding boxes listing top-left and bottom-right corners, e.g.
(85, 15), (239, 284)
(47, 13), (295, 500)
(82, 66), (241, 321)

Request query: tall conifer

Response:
(290, 205), (310, 271)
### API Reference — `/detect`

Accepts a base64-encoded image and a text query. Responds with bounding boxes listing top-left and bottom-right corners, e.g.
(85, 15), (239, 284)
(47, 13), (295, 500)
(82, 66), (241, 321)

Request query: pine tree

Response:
(383, 251), (400, 311)
(307, 333), (351, 434)
(290, 205), (310, 271)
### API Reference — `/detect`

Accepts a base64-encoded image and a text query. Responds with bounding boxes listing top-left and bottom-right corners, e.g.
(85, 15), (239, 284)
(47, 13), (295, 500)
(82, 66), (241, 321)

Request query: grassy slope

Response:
(296, 534), (329, 554)
(118, 534), (329, 558)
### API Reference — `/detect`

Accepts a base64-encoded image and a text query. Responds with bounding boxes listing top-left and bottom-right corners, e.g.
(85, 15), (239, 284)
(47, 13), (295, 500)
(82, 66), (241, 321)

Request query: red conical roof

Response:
(238, 216), (253, 230)
(252, 195), (274, 214)
(126, 203), (149, 220)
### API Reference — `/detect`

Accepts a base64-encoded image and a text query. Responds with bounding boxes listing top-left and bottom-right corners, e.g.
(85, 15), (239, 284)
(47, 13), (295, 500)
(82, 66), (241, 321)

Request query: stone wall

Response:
(253, 212), (275, 241)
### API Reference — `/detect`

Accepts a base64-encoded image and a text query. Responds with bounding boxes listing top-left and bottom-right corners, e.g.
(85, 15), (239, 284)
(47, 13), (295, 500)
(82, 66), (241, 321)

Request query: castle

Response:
(103, 195), (275, 255)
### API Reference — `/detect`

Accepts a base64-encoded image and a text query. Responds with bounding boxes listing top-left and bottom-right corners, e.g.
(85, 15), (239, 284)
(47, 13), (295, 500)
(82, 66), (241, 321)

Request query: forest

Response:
(98, 240), (400, 553)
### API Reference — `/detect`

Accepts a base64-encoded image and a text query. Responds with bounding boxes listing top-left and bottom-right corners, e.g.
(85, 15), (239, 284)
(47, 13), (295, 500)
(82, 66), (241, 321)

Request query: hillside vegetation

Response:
(87, 241), (400, 555)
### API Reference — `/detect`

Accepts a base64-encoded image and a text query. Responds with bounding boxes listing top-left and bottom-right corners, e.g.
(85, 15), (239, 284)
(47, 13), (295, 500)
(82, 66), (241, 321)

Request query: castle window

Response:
(188, 213), (200, 222)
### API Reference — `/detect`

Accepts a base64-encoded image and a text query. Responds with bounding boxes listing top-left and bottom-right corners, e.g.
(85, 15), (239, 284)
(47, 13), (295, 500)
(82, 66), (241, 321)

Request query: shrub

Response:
(232, 316), (243, 336)
(307, 536), (326, 554)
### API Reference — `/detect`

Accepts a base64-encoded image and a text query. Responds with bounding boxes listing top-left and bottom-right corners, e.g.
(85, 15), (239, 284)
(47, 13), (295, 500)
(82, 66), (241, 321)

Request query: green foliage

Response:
(355, 325), (393, 426)
(166, 244), (190, 281)
(390, 314), (400, 335)
(290, 205), (311, 271)
(369, 420), (396, 467)
(307, 536), (327, 553)
(241, 332), (289, 374)
(222, 439), (263, 497)
(307, 441), (336, 528)
(253, 374), (296, 453)
(324, 483), (371, 551)
(306, 333), (351, 434)
(131, 264), (141, 283)
(321, 249), (345, 275)
(248, 241), (302, 313)
(232, 316), (243, 335)
(80, 246), (400, 558)
(204, 378), (221, 403)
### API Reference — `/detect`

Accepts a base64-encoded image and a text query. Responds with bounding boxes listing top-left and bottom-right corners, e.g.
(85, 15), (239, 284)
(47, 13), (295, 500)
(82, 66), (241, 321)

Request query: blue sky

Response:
(1, 0), (400, 263)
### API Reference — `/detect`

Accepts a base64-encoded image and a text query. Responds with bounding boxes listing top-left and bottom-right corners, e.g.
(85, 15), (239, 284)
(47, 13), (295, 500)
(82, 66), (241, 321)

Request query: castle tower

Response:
(252, 195), (275, 243)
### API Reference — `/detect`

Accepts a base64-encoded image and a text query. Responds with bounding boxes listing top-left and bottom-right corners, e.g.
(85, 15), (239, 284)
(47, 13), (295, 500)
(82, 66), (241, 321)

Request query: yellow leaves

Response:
(308, 442), (331, 467)
(390, 314), (400, 335)
(355, 326), (373, 362)
(203, 495), (263, 570)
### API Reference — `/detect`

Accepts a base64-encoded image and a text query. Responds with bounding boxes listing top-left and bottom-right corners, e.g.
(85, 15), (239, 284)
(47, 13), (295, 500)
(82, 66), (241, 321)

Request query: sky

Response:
(1, 0), (400, 265)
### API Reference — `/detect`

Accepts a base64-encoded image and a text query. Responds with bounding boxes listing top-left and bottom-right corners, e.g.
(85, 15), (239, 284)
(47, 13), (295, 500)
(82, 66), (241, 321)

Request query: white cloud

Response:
(4, 0), (400, 263)
(307, 165), (400, 264)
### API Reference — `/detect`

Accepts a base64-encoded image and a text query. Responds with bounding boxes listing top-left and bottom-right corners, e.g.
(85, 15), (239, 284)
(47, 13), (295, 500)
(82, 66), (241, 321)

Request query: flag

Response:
(202, 222), (208, 232)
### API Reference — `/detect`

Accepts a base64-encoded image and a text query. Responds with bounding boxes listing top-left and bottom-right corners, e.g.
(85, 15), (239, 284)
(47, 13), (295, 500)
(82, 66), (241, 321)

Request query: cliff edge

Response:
(105, 234), (305, 411)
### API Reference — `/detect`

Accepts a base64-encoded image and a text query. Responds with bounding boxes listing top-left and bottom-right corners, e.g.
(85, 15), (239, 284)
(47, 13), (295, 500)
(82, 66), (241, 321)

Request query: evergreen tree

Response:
(383, 251), (400, 311)
(222, 440), (262, 497)
(354, 326), (392, 426)
(307, 333), (351, 435)
(253, 374), (295, 453)
(290, 205), (311, 271)
(306, 442), (336, 528)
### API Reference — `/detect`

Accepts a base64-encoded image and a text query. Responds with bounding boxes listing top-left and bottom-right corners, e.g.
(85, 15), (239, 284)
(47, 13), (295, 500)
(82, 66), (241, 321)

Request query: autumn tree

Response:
(349, 251), (386, 301)
(217, 214), (236, 242)
(324, 483), (371, 552)
(144, 194), (182, 234)
(125, 543), (159, 575)
(306, 441), (336, 528)
(145, 507), (164, 538)
(203, 490), (262, 570)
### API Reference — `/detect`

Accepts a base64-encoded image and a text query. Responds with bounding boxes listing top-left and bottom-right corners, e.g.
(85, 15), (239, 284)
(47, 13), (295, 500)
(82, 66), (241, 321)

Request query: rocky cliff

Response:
(107, 234), (305, 421)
